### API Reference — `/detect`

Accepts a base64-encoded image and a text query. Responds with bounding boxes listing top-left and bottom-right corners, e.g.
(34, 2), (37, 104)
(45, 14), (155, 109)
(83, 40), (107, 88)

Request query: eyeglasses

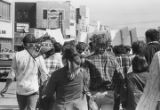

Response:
(41, 42), (53, 48)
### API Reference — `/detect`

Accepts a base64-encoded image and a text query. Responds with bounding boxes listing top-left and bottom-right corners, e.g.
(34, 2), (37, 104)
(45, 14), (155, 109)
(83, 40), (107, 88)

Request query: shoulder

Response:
(15, 50), (28, 58)
(16, 50), (27, 55)
(151, 51), (160, 61)
(51, 67), (65, 77)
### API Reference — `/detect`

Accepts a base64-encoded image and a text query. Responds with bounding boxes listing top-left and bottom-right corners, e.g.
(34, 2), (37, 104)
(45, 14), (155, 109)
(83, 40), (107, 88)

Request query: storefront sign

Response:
(16, 23), (29, 33)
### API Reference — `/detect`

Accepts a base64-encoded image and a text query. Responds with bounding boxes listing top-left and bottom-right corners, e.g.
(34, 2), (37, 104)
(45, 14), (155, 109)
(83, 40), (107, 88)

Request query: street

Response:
(0, 82), (115, 110)
(0, 82), (18, 110)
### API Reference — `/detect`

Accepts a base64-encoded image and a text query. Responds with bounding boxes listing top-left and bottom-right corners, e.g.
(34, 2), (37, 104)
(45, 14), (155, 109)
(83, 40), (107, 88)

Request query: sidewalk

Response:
(0, 82), (19, 110)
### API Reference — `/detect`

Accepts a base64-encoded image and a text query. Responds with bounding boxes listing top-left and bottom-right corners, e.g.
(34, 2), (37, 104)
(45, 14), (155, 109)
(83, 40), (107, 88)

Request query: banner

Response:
(77, 32), (88, 43)
(130, 28), (138, 43)
(46, 29), (64, 45)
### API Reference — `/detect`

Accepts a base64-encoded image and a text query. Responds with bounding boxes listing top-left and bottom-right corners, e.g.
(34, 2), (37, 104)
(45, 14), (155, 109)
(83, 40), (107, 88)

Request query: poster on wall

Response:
(16, 23), (30, 33)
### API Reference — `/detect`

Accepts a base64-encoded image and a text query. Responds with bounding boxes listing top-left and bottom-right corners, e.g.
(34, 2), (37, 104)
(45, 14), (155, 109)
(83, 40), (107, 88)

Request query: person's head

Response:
(62, 45), (81, 80)
(76, 42), (88, 54)
(62, 40), (77, 53)
(132, 55), (148, 73)
(54, 42), (62, 53)
(113, 45), (127, 55)
(145, 29), (160, 43)
(62, 45), (81, 66)
(92, 32), (110, 54)
(125, 45), (131, 54)
(132, 41), (146, 56)
(23, 34), (37, 48)
(22, 34), (41, 57)
(37, 34), (55, 55)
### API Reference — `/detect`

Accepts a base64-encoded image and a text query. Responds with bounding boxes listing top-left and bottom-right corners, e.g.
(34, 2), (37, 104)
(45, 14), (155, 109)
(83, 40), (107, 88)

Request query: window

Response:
(43, 9), (47, 19)
(0, 1), (10, 21)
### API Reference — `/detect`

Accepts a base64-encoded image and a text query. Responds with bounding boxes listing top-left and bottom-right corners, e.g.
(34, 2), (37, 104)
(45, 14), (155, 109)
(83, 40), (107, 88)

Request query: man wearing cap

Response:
(85, 32), (123, 110)
(0, 34), (49, 110)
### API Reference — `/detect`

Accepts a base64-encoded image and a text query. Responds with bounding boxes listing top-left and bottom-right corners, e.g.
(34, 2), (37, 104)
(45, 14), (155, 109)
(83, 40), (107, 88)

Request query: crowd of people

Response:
(0, 28), (160, 110)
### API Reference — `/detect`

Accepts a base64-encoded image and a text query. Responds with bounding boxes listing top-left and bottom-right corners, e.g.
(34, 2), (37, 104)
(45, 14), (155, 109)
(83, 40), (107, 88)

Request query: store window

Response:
(43, 9), (47, 19)
(0, 1), (10, 21)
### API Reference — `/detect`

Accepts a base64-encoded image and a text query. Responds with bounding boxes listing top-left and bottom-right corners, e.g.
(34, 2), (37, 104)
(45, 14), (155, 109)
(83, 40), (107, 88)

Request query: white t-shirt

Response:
(7, 50), (48, 95)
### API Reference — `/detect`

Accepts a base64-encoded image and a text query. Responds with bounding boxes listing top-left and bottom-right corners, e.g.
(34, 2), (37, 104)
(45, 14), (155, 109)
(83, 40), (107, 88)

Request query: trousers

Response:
(17, 92), (39, 110)
(91, 91), (114, 110)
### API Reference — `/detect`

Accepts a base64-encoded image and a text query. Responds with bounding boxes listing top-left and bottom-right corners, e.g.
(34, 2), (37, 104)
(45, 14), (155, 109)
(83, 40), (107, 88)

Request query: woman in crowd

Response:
(113, 45), (132, 110)
(127, 41), (147, 73)
(125, 55), (149, 110)
(43, 44), (89, 110)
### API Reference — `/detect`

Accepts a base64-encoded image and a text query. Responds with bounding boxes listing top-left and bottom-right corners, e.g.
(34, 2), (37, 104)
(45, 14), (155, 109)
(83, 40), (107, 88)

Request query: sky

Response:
(71, 0), (160, 38)
(71, 0), (160, 27)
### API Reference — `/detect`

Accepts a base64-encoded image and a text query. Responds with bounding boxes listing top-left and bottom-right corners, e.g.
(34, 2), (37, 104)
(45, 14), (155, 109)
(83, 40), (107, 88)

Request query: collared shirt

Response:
(116, 54), (132, 76)
(7, 49), (48, 95)
(86, 52), (121, 91)
(45, 53), (63, 75)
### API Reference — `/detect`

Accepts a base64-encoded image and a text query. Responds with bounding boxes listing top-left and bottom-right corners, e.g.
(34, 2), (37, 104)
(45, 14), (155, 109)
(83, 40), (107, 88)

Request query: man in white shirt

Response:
(0, 34), (49, 110)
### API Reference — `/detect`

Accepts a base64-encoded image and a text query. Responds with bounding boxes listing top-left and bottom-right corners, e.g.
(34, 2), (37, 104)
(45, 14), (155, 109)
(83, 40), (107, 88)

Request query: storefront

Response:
(0, 0), (14, 80)
(0, 0), (14, 59)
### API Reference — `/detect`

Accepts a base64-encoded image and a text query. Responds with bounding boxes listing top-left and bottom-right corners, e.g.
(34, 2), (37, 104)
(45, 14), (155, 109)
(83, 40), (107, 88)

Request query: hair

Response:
(132, 41), (146, 55)
(76, 42), (88, 54)
(132, 55), (148, 73)
(63, 45), (78, 61)
(125, 45), (131, 53)
(23, 34), (37, 46)
(91, 32), (110, 53)
(54, 42), (62, 53)
(62, 45), (81, 80)
(62, 40), (77, 53)
(113, 45), (127, 55)
(145, 29), (160, 42)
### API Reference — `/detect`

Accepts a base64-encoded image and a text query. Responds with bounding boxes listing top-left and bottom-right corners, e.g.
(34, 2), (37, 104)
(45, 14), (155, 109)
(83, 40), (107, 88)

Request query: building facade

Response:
(0, 0), (14, 58)
(76, 6), (90, 34)
(36, 1), (76, 38)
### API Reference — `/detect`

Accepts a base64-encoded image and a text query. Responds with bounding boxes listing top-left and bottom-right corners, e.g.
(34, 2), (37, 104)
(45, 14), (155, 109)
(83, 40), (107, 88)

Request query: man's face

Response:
(40, 40), (53, 54)
(95, 43), (106, 53)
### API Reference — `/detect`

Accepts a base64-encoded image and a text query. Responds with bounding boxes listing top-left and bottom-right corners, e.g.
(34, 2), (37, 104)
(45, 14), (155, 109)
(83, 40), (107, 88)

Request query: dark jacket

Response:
(125, 72), (148, 110)
(144, 42), (160, 65)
